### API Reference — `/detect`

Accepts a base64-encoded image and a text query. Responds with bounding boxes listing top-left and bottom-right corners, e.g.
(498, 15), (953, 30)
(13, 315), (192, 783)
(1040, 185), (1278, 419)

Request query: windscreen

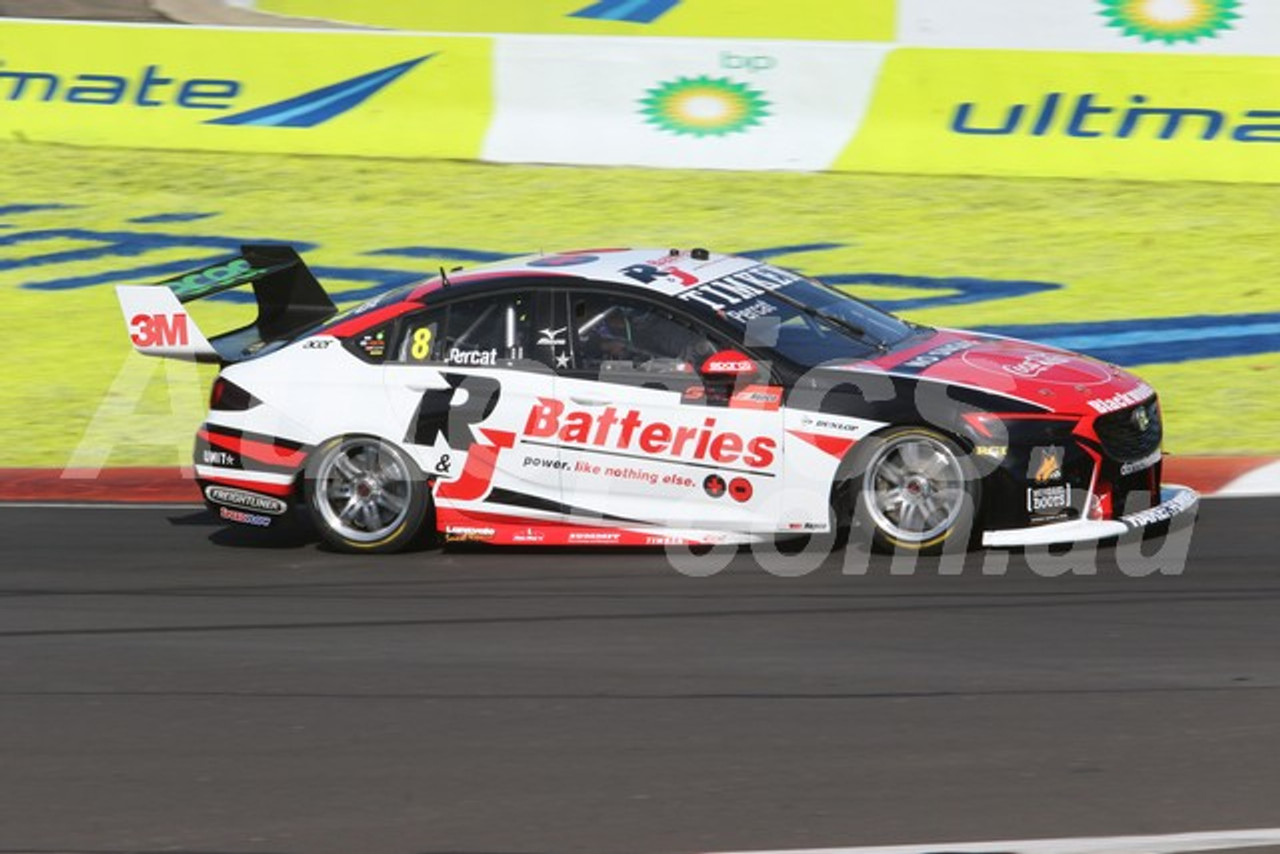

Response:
(672, 264), (921, 368)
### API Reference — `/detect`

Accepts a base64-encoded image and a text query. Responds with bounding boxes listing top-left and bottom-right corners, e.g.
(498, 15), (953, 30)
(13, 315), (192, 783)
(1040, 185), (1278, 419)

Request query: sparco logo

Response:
(204, 485), (287, 515)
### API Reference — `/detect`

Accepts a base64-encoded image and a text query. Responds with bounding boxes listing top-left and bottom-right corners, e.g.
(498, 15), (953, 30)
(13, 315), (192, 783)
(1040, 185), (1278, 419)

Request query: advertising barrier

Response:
(0, 20), (493, 159)
(482, 38), (888, 171)
(0, 17), (1276, 182)
(248, 0), (1280, 53)
(834, 49), (1280, 182)
(252, 0), (897, 42)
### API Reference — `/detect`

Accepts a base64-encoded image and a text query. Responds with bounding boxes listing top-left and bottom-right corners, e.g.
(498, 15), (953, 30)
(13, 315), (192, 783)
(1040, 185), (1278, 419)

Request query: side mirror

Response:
(699, 349), (758, 378)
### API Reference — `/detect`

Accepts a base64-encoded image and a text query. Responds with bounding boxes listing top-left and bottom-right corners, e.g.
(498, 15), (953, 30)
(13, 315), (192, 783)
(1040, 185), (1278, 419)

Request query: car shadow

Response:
(168, 508), (319, 550)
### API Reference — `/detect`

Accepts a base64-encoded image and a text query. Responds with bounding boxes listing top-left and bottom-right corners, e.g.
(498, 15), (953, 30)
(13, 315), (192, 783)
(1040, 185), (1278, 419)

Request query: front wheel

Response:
(306, 435), (432, 553)
(849, 427), (979, 555)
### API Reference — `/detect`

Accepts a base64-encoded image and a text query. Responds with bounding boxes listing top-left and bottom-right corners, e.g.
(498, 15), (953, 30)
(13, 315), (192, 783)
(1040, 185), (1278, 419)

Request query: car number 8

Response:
(410, 327), (433, 361)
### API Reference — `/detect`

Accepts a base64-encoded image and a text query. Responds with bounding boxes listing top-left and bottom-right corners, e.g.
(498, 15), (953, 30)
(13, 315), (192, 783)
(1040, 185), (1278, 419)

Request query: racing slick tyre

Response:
(306, 435), (433, 553)
(848, 426), (980, 556)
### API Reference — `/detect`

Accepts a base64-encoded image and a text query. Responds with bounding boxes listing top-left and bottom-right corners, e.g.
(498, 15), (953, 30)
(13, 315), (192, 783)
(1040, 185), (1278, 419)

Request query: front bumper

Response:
(982, 484), (1199, 548)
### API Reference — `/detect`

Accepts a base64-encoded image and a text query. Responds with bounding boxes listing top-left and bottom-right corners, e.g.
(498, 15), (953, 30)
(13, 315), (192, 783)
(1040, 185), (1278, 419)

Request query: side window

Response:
(399, 309), (446, 364)
(398, 293), (537, 366)
(569, 293), (719, 376)
(345, 321), (397, 363)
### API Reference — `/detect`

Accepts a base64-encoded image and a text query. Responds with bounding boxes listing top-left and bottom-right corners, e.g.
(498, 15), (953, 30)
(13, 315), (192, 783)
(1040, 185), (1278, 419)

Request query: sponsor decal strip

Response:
(198, 428), (308, 470)
(521, 438), (776, 478)
(859, 370), (1056, 412)
(435, 507), (732, 547)
(1120, 448), (1162, 476)
(204, 484), (289, 515)
(197, 473), (294, 498)
(218, 506), (274, 527)
(522, 398), (777, 472)
(1120, 486), (1199, 529)
(1087, 383), (1154, 414)
(885, 334), (981, 372)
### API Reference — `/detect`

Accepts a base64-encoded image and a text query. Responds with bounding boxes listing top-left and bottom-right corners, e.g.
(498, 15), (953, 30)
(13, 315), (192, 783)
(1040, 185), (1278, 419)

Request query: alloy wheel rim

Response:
(862, 435), (966, 543)
(314, 439), (413, 543)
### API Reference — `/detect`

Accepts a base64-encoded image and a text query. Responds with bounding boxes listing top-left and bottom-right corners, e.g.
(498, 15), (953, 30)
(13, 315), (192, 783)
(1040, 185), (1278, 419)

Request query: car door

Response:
(548, 289), (786, 535)
(383, 288), (564, 536)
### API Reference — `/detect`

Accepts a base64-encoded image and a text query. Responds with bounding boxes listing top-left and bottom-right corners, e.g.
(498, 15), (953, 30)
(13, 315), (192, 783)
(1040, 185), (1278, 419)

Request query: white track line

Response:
(702, 827), (1280, 854)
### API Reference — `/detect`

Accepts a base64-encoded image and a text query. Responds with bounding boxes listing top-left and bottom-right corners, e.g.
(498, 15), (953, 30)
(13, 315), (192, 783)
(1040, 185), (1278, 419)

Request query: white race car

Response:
(117, 245), (1197, 553)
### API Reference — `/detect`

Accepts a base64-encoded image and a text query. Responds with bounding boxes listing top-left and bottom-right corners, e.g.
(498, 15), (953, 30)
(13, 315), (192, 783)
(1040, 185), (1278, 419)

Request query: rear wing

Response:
(116, 245), (338, 363)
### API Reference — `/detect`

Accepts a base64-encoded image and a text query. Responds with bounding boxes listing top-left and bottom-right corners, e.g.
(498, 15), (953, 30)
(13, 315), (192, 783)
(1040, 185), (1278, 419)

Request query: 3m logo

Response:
(130, 313), (189, 348)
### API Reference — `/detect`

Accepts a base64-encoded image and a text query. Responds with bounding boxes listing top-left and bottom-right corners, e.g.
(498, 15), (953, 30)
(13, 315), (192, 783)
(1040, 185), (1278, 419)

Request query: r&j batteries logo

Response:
(638, 75), (769, 137)
(1099, 0), (1241, 43)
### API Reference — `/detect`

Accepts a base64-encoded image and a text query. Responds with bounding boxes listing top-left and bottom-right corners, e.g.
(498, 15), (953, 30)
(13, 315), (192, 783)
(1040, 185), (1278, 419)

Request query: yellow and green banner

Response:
(2, 20), (1276, 182)
(836, 49), (1280, 182)
(0, 21), (493, 159)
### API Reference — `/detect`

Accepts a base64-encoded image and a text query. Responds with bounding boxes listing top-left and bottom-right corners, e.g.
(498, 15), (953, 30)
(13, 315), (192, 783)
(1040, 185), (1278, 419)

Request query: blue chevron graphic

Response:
(569, 0), (681, 23)
(978, 312), (1280, 367)
(208, 54), (435, 128)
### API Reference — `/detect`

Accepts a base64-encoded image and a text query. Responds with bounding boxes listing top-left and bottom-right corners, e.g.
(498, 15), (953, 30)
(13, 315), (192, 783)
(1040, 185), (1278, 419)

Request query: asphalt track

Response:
(1, 497), (1278, 854)
(2, 6), (1279, 854)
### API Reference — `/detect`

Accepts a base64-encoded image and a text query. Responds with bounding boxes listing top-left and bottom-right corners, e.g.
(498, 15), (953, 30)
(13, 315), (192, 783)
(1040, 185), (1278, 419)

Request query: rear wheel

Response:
(307, 436), (432, 553)
(850, 427), (979, 555)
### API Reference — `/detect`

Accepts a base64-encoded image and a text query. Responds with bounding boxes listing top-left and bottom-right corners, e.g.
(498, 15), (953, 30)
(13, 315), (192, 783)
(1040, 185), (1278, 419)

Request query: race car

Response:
(116, 245), (1198, 554)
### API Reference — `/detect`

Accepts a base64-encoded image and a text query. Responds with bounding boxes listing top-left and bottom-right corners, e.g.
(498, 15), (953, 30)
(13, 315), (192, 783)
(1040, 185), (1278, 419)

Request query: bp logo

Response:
(1098, 0), (1241, 43)
(638, 75), (769, 137)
